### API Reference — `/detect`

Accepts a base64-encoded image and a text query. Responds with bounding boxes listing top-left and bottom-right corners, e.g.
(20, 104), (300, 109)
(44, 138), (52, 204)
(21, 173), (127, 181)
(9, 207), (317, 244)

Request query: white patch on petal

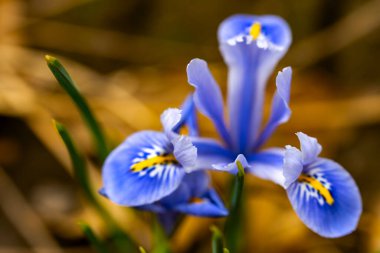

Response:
(297, 167), (333, 206)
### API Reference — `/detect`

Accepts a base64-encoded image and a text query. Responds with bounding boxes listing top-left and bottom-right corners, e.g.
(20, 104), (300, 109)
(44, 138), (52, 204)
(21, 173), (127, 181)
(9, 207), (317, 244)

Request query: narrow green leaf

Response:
(224, 161), (245, 253)
(210, 226), (224, 253)
(223, 248), (230, 253)
(79, 221), (109, 253)
(54, 120), (137, 253)
(46, 55), (108, 162)
(139, 246), (147, 253)
(54, 120), (97, 207)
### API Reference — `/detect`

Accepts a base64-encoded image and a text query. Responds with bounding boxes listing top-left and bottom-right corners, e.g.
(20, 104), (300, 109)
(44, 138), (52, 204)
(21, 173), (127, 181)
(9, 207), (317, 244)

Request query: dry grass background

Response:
(1, 0), (380, 252)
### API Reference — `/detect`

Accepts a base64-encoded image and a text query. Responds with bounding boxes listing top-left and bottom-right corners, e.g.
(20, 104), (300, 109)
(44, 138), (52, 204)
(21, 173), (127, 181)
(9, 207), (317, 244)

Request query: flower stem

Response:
(224, 161), (245, 252)
(210, 225), (224, 253)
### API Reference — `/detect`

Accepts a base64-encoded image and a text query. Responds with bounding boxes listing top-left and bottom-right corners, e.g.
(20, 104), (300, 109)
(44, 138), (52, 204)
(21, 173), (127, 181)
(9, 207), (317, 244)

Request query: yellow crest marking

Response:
(131, 154), (178, 172)
(249, 22), (261, 40)
(298, 174), (334, 205)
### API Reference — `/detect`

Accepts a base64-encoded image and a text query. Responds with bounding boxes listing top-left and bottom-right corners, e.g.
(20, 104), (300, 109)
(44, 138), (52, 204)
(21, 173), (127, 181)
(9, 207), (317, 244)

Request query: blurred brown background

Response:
(1, 0), (380, 252)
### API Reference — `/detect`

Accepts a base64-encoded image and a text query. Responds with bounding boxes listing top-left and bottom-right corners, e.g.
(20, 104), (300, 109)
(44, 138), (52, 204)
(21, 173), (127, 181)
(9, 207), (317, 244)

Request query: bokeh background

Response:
(1, 0), (380, 252)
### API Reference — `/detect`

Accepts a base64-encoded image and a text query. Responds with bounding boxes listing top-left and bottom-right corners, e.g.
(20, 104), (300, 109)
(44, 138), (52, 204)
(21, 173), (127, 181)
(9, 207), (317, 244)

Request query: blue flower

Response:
(187, 15), (293, 184)
(186, 14), (362, 237)
(100, 107), (227, 217)
(283, 132), (362, 238)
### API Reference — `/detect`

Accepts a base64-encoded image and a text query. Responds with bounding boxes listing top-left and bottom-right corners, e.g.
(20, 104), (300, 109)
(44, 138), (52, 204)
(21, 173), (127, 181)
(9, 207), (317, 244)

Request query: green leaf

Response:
(79, 221), (109, 253)
(46, 55), (109, 162)
(210, 226), (224, 253)
(224, 161), (245, 253)
(54, 120), (137, 253)
(152, 217), (171, 253)
(54, 120), (97, 207)
(223, 248), (230, 253)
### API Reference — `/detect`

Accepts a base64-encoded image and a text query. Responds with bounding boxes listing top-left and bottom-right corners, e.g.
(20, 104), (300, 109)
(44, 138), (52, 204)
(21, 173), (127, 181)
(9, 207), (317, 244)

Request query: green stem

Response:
(210, 226), (224, 253)
(224, 161), (245, 253)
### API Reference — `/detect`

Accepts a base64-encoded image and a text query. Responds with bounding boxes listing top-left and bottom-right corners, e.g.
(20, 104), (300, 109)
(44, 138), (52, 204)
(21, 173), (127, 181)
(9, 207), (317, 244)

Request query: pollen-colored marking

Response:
(249, 22), (261, 40)
(131, 154), (178, 172)
(298, 174), (334, 205)
(189, 197), (204, 204)
(179, 125), (189, 136)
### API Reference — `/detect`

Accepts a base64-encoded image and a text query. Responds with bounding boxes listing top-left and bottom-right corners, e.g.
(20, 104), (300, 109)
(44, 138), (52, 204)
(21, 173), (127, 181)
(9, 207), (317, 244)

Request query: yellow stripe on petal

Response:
(249, 22), (261, 40)
(131, 154), (178, 172)
(298, 174), (334, 205)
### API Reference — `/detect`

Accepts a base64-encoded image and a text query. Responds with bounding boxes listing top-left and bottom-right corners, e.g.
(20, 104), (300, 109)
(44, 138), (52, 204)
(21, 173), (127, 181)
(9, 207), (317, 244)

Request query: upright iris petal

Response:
(254, 67), (292, 149)
(218, 15), (291, 152)
(284, 132), (362, 237)
(187, 59), (231, 146)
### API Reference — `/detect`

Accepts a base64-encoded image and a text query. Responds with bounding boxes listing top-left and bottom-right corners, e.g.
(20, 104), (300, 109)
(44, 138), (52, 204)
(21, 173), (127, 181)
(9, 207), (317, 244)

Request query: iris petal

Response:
(191, 137), (236, 171)
(173, 135), (197, 171)
(296, 132), (322, 165)
(283, 145), (303, 188)
(160, 108), (182, 141)
(102, 131), (185, 206)
(287, 158), (362, 238)
(187, 59), (231, 146)
(173, 188), (228, 217)
(255, 67), (292, 149)
(138, 171), (224, 219)
(246, 148), (286, 186)
(218, 15), (291, 153)
(174, 95), (199, 136)
(212, 154), (248, 174)
(161, 108), (197, 171)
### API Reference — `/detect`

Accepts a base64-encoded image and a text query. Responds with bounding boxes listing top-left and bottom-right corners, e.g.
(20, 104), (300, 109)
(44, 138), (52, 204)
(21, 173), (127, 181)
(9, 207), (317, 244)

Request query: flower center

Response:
(131, 154), (179, 172)
(298, 174), (334, 205)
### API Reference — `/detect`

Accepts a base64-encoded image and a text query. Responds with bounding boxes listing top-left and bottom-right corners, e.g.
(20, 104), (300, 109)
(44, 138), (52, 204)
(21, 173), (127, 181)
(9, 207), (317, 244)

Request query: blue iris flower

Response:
(187, 14), (292, 185)
(100, 103), (228, 218)
(187, 14), (362, 237)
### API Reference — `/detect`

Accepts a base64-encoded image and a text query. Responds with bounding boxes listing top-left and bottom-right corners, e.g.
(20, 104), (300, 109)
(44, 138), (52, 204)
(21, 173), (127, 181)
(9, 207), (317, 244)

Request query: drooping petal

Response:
(182, 170), (210, 198)
(174, 94), (199, 136)
(102, 131), (185, 206)
(187, 59), (231, 146)
(191, 137), (235, 171)
(287, 158), (362, 238)
(173, 188), (228, 217)
(246, 148), (286, 186)
(254, 67), (292, 149)
(283, 145), (303, 188)
(218, 15), (292, 153)
(296, 132), (322, 165)
(138, 171), (221, 219)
